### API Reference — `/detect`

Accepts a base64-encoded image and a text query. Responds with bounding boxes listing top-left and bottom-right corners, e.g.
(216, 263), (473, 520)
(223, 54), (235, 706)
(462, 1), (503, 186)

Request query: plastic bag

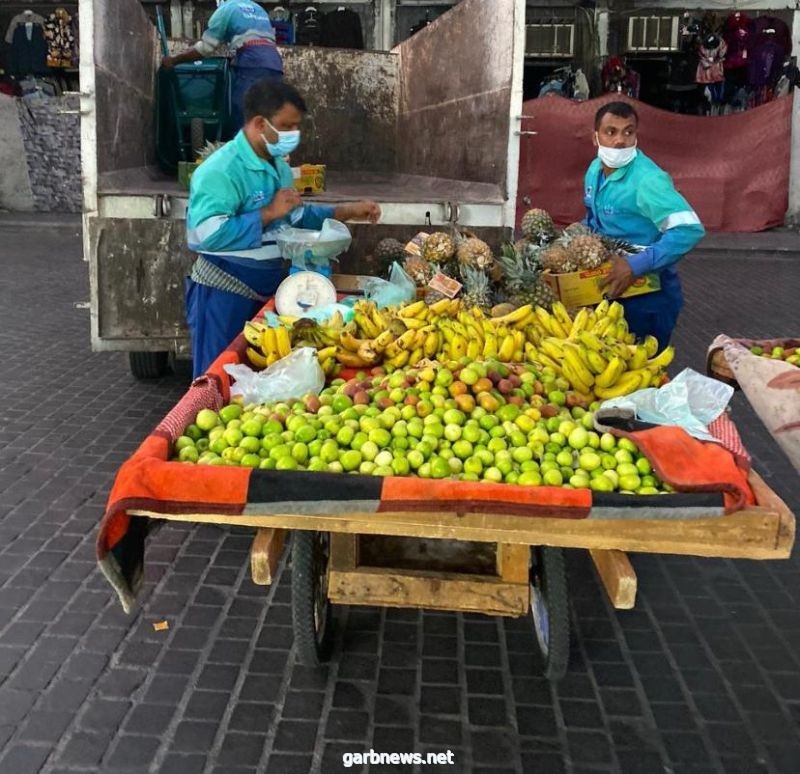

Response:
(223, 348), (324, 405)
(593, 368), (734, 443)
(359, 261), (416, 308)
(275, 218), (352, 272)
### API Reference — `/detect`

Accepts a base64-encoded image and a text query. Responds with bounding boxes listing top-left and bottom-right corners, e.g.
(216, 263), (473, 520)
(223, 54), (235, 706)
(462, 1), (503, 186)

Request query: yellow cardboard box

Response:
(543, 262), (661, 307)
(292, 164), (326, 195)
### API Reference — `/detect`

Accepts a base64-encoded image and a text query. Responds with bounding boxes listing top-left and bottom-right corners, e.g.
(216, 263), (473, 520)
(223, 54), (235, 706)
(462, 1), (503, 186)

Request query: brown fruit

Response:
(353, 391), (370, 405)
(376, 397), (395, 410)
(454, 394), (476, 413)
(540, 404), (559, 418)
(478, 393), (500, 413)
(497, 379), (514, 395)
(449, 381), (468, 397)
(473, 377), (493, 394)
(304, 395), (321, 413)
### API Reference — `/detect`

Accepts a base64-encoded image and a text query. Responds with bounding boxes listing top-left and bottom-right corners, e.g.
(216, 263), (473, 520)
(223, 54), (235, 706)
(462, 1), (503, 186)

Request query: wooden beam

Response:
(249, 528), (286, 586)
(329, 533), (359, 571)
(590, 549), (637, 610)
(132, 501), (793, 561)
(328, 566), (529, 616)
(496, 543), (529, 583)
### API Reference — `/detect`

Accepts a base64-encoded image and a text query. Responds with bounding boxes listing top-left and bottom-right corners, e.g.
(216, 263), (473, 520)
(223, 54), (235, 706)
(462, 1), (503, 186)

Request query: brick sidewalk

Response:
(0, 223), (797, 774)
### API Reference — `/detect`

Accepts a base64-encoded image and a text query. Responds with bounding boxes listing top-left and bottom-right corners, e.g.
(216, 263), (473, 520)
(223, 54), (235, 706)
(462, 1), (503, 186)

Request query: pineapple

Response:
(404, 255), (434, 286)
(599, 234), (640, 256)
(564, 233), (606, 269)
(456, 237), (493, 270)
(497, 243), (554, 309)
(520, 208), (556, 243)
(460, 265), (491, 312)
(562, 222), (593, 239)
(541, 243), (577, 273)
(421, 232), (456, 263)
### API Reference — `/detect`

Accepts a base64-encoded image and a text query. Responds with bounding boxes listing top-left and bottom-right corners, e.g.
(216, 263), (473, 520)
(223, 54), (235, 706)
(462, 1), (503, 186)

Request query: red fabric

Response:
(516, 95), (791, 232)
(708, 412), (751, 467)
(612, 426), (755, 513)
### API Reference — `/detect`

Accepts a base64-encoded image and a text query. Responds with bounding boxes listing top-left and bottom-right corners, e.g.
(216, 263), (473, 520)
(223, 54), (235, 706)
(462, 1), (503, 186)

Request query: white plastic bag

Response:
(359, 261), (416, 308)
(224, 348), (324, 405)
(594, 368), (734, 443)
(275, 218), (352, 271)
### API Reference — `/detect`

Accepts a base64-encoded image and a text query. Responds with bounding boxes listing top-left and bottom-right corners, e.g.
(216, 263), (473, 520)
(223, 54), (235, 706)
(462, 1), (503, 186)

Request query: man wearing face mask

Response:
(185, 79), (380, 378)
(585, 102), (705, 351)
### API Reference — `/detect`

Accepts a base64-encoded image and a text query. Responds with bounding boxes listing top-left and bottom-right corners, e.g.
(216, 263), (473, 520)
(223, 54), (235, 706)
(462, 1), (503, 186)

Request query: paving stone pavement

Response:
(0, 221), (798, 774)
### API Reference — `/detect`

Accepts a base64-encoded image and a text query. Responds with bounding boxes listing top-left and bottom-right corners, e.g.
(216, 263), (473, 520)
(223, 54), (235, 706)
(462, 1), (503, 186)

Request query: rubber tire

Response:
(291, 531), (334, 665)
(190, 118), (205, 156)
(129, 351), (170, 379)
(529, 546), (570, 682)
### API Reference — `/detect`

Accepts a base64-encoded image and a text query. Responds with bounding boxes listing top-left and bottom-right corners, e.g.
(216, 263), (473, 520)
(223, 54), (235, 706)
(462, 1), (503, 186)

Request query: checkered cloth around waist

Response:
(189, 255), (269, 302)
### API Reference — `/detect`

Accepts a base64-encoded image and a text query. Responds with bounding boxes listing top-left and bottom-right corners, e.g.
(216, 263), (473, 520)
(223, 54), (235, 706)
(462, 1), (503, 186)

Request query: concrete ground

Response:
(0, 219), (798, 774)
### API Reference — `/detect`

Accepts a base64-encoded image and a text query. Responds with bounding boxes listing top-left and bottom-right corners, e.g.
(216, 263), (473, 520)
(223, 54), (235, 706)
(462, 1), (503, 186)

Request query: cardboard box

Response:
(543, 262), (661, 307)
(292, 164), (326, 195)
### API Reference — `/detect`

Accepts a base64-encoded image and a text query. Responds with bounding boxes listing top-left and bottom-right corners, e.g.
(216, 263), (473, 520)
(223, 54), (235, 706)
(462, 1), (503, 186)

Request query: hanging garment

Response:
(319, 7), (364, 49)
(4, 11), (46, 43)
(723, 12), (752, 70)
(7, 20), (48, 77)
(45, 8), (75, 68)
(748, 36), (785, 89)
(697, 39), (727, 84)
(752, 16), (791, 57)
(573, 69), (590, 101)
(295, 6), (322, 46)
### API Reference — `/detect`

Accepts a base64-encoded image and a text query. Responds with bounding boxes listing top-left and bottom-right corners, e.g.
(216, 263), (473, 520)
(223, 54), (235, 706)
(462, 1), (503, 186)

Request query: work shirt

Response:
(187, 130), (334, 263)
(583, 150), (705, 278)
(195, 0), (282, 72)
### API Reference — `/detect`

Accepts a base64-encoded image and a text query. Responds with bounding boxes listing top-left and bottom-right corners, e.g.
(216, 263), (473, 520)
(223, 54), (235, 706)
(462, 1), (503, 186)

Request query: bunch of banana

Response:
(242, 320), (292, 369)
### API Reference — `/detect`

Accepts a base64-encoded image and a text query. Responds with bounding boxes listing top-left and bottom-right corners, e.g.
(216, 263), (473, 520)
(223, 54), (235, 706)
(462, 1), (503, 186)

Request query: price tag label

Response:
(428, 272), (462, 299)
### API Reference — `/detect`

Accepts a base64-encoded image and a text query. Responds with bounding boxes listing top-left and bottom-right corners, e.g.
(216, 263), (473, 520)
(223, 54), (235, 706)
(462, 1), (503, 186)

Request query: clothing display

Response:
(295, 6), (322, 46)
(5, 12), (48, 78)
(723, 12), (752, 71)
(270, 5), (294, 45)
(319, 6), (363, 49)
(44, 8), (75, 68)
(696, 36), (726, 85)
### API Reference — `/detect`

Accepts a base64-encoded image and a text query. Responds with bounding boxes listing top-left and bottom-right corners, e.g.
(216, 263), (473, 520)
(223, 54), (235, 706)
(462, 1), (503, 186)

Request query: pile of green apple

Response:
(172, 361), (671, 495)
(749, 345), (799, 366)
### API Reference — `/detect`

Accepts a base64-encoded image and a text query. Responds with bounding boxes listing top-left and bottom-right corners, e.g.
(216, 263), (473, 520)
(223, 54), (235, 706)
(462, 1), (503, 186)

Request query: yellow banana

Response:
(275, 326), (292, 358)
(497, 334), (516, 362)
(594, 371), (643, 400)
(524, 342), (539, 362)
(398, 329), (420, 350)
(408, 346), (424, 366)
(384, 349), (410, 368)
(552, 301), (573, 329)
(607, 301), (625, 321)
(370, 306), (388, 333)
(511, 311), (536, 330)
(629, 345), (649, 370)
(562, 361), (593, 395)
(512, 329), (526, 354)
(569, 308), (591, 338)
(633, 367), (653, 389)
(642, 335), (659, 358)
(261, 326), (278, 356)
(316, 345), (337, 361)
(320, 357), (336, 376)
(339, 329), (365, 353)
(466, 337), (482, 360)
(399, 300), (427, 319)
(563, 344), (595, 387)
(594, 299), (610, 318)
(243, 321), (265, 348)
(647, 345), (675, 370)
(540, 337), (565, 360)
(525, 325), (542, 346)
(534, 307), (555, 332)
(401, 316), (428, 330)
(246, 347), (269, 369)
(451, 334), (468, 360)
(578, 331), (604, 352)
(483, 331), (498, 358)
(585, 348), (609, 375)
(354, 312), (380, 339)
(335, 349), (373, 368)
(423, 330), (440, 358)
(592, 316), (614, 338)
(447, 299), (462, 316)
(536, 353), (563, 373)
(373, 330), (395, 353)
(594, 356), (626, 389)
(277, 315), (299, 326)
(492, 304), (534, 326)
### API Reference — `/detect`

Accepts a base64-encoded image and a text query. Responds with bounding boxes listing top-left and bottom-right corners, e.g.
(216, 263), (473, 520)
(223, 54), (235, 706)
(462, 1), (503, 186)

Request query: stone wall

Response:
(16, 94), (82, 213)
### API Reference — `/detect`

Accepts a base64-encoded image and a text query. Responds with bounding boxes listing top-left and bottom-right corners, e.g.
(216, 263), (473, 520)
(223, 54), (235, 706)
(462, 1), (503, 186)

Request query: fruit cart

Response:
(707, 336), (800, 388)
(97, 334), (796, 682)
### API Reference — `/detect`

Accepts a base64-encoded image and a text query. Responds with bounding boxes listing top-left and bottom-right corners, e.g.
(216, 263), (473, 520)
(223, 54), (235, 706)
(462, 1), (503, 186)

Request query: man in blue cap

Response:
(585, 102), (705, 350)
(163, 0), (283, 131)
(185, 79), (380, 378)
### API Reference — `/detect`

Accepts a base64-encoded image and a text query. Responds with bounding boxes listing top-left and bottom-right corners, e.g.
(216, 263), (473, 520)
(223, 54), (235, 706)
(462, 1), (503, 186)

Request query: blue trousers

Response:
(620, 270), (684, 353)
(230, 67), (282, 132)
(185, 256), (286, 379)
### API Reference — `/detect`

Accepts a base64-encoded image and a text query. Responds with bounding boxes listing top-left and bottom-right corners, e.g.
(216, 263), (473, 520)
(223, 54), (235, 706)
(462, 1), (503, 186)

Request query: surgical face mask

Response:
(595, 135), (637, 168)
(262, 117), (301, 157)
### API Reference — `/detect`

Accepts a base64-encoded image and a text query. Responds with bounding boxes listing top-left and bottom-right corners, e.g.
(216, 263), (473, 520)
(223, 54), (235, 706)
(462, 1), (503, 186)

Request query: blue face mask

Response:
(262, 117), (301, 157)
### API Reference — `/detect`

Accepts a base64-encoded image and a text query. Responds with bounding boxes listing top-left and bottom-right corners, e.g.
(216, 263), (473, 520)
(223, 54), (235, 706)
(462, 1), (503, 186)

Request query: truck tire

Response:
(291, 530), (334, 665)
(190, 118), (205, 156)
(129, 351), (170, 379)
(529, 546), (570, 681)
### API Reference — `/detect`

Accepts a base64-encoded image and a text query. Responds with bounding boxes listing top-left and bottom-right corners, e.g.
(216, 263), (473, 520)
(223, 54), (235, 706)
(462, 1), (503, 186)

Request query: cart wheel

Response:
(291, 530), (334, 665)
(129, 351), (170, 379)
(529, 546), (570, 681)
(190, 118), (205, 156)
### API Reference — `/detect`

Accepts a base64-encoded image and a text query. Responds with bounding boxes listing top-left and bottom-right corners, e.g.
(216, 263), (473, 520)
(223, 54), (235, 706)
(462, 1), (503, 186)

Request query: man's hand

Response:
(161, 56), (175, 69)
(262, 188), (302, 224)
(599, 254), (634, 298)
(336, 200), (382, 223)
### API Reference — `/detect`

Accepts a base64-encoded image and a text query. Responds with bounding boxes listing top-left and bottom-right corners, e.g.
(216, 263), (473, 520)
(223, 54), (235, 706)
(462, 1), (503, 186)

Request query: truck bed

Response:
(98, 167), (504, 205)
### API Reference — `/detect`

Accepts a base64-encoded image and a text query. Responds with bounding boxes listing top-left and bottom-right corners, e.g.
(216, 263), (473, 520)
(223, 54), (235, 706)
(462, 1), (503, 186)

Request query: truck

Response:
(79, 0), (528, 378)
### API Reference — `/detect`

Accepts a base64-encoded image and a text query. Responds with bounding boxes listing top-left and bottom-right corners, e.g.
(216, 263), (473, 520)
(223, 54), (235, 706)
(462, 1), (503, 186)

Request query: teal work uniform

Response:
(186, 130), (334, 378)
(583, 150), (705, 350)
